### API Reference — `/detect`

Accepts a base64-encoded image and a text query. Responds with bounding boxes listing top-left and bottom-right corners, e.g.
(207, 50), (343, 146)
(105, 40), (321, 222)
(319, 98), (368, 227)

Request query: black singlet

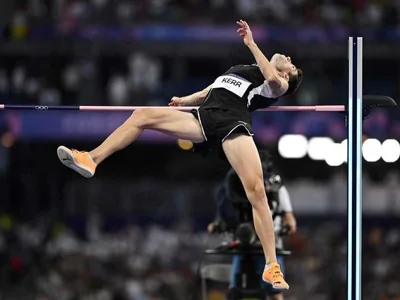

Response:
(199, 64), (278, 113)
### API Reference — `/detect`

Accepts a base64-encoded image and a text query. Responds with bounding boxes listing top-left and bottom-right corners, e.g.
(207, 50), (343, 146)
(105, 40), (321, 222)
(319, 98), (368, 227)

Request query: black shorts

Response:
(190, 108), (253, 160)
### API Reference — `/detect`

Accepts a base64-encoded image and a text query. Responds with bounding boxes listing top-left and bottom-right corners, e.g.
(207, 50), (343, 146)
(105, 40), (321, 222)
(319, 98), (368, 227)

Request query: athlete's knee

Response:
(242, 176), (267, 208)
(128, 108), (161, 129)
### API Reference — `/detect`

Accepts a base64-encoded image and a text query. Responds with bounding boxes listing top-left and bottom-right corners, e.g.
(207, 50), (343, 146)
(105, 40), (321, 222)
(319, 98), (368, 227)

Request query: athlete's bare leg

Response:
(222, 133), (288, 290)
(57, 108), (205, 177)
(222, 133), (276, 262)
(90, 108), (205, 164)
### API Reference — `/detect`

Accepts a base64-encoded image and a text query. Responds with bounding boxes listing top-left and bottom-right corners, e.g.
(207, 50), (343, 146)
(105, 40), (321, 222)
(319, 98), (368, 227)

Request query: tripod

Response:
(205, 243), (291, 300)
(227, 252), (266, 300)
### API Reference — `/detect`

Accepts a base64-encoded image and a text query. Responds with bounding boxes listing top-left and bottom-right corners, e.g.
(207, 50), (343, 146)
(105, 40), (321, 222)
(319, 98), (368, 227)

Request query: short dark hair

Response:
(283, 68), (303, 96)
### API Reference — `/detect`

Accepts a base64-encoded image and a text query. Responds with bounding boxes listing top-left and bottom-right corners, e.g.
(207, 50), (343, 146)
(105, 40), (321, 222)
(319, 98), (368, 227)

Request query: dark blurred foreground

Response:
(0, 213), (400, 300)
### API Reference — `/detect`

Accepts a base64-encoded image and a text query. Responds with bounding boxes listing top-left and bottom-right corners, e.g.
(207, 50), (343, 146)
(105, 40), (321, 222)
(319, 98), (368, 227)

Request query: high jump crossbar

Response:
(1, 95), (395, 112)
(0, 104), (344, 112)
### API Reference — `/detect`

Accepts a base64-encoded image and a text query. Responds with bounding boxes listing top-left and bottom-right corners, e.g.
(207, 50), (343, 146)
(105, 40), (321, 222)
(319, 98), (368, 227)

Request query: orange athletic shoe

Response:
(57, 146), (97, 178)
(262, 262), (289, 291)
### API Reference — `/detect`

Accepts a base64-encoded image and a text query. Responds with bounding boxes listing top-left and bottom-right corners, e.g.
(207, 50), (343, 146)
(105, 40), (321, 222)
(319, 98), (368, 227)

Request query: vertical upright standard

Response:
(347, 37), (363, 300)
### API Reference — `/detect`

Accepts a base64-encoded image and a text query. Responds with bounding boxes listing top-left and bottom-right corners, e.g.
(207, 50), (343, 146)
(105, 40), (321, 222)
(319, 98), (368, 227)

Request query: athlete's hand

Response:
(207, 223), (215, 233)
(169, 96), (182, 106)
(237, 20), (255, 47)
(283, 212), (297, 235)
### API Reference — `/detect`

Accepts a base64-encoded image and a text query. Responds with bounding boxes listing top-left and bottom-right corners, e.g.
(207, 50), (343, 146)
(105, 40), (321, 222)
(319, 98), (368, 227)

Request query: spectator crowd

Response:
(7, 0), (400, 27)
(1, 213), (400, 300)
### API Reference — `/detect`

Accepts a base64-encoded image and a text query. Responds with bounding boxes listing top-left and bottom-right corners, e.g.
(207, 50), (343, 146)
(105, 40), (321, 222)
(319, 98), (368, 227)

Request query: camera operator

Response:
(208, 151), (296, 300)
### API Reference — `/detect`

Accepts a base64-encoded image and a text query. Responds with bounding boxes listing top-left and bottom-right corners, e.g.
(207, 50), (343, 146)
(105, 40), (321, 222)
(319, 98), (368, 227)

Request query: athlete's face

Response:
(271, 54), (298, 81)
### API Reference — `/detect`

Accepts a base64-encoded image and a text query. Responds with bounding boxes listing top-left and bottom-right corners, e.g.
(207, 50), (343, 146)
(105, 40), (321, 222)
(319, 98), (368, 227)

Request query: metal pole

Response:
(347, 37), (363, 300)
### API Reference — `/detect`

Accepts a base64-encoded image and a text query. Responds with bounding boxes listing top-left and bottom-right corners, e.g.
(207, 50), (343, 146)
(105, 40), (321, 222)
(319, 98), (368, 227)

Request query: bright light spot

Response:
(278, 134), (308, 159)
(362, 139), (382, 162)
(177, 139), (193, 151)
(340, 139), (348, 163)
(325, 143), (345, 166)
(307, 137), (334, 160)
(381, 139), (400, 163)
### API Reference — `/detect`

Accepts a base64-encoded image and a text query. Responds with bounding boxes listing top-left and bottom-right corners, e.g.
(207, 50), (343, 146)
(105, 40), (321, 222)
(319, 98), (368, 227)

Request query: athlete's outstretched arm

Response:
(236, 20), (288, 96)
(169, 84), (212, 106)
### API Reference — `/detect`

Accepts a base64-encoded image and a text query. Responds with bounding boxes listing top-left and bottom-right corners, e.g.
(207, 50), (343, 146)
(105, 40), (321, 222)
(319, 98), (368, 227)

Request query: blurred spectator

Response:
(127, 52), (162, 105)
(108, 75), (128, 105)
(0, 214), (399, 299)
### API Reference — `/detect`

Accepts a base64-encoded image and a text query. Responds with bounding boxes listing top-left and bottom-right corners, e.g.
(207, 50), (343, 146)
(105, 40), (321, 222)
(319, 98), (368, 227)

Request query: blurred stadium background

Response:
(1, 0), (400, 299)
